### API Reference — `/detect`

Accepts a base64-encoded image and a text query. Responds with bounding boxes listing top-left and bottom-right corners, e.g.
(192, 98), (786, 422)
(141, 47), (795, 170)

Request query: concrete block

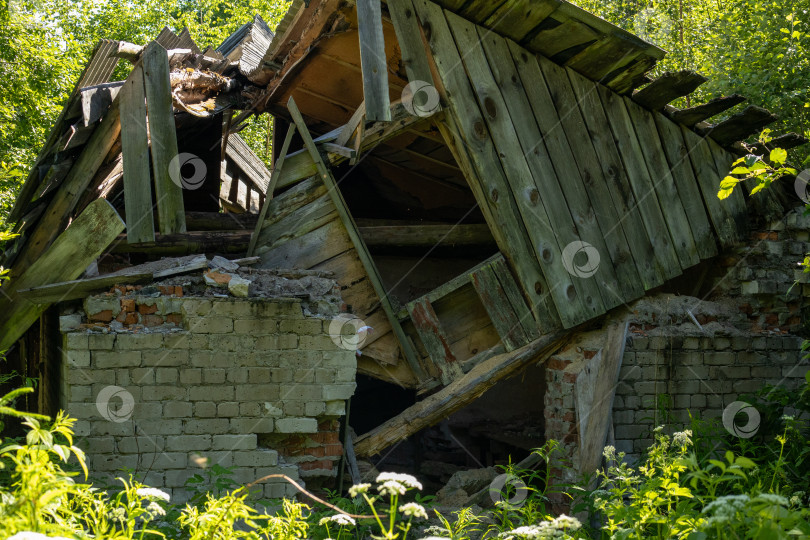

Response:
(277, 334), (299, 349)
(88, 334), (116, 350)
(60, 314), (83, 332)
(142, 350), (189, 367)
(234, 319), (277, 334)
(142, 386), (187, 401)
(305, 402), (326, 416)
(94, 351), (141, 369)
(213, 434), (257, 451)
(195, 402), (217, 417)
(189, 386), (234, 401)
(133, 419), (183, 435)
(279, 319), (324, 335)
(65, 333), (89, 350)
(116, 333), (163, 350)
(188, 316), (233, 334)
(234, 449), (279, 467)
(184, 418), (229, 435)
(230, 418), (274, 433)
(165, 435), (212, 452)
(131, 368), (155, 385)
(156, 368), (178, 384)
(180, 368), (202, 384)
(164, 401), (192, 417)
(117, 435), (165, 454)
(322, 384), (356, 401)
(65, 349), (91, 368)
(275, 417), (318, 434)
(238, 384), (280, 401)
(165, 469), (198, 488)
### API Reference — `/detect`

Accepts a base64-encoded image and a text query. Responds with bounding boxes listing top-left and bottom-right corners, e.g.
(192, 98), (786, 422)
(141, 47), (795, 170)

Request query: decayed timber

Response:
(669, 94), (746, 127)
(18, 273), (153, 304)
(575, 318), (628, 476)
(358, 223), (494, 249)
(0, 199), (125, 351)
(353, 329), (568, 457)
(747, 133), (809, 155)
(143, 41), (187, 235)
(185, 212), (259, 231)
(120, 63), (156, 244)
(356, 0), (390, 122)
(81, 82), (124, 126)
(704, 105), (778, 147)
(408, 298), (463, 385)
(631, 70), (707, 111)
(110, 230), (252, 255)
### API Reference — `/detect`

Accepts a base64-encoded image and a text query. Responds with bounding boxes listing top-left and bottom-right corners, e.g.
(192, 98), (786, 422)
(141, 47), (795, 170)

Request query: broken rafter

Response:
(353, 329), (568, 457)
(668, 94), (746, 127)
(704, 105), (778, 147)
(631, 70), (707, 111)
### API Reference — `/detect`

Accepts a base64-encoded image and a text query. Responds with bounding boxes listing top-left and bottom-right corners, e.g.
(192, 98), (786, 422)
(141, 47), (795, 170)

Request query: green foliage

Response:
(573, 0), (810, 165)
(716, 133), (798, 199)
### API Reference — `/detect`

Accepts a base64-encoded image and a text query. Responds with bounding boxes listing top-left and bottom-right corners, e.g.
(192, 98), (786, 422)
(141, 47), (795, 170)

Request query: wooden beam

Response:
(110, 230), (252, 255)
(143, 41), (187, 235)
(120, 63), (156, 244)
(408, 298), (463, 385)
(354, 329), (568, 457)
(705, 105), (778, 147)
(359, 223), (494, 249)
(185, 211), (259, 231)
(387, 0), (439, 107)
(631, 70), (707, 111)
(669, 94), (746, 127)
(287, 96), (428, 382)
(247, 123), (297, 257)
(18, 273), (152, 304)
(80, 82), (124, 127)
(576, 318), (628, 476)
(0, 199), (125, 351)
(470, 263), (530, 352)
(356, 0), (391, 122)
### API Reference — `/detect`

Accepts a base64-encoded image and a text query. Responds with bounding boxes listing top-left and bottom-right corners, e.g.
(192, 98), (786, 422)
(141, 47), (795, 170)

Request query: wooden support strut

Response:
(356, 0), (391, 122)
(353, 329), (568, 457)
(286, 96), (428, 382)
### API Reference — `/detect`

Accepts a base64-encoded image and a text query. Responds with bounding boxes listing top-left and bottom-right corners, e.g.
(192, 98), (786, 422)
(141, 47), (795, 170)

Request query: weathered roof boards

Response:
(2, 0), (804, 453)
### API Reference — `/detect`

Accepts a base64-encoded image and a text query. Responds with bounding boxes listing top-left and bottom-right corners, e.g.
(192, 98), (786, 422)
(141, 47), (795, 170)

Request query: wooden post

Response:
(286, 96), (427, 382)
(356, 0), (390, 122)
(120, 63), (156, 244)
(143, 41), (186, 234)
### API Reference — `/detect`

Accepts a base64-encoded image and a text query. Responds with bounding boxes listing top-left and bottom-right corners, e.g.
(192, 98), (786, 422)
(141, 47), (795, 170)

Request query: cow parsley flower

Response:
(376, 472), (423, 490)
(348, 483), (371, 498)
(136, 487), (171, 502)
(702, 494), (750, 522)
(672, 430), (692, 447)
(378, 480), (407, 496)
(602, 445), (616, 460)
(108, 506), (128, 523)
(319, 514), (356, 527)
(399, 502), (428, 519)
(753, 493), (789, 506)
(552, 514), (581, 530)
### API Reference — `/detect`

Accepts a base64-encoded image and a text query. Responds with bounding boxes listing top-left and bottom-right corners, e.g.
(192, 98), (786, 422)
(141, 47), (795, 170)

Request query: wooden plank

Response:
(528, 19), (598, 58)
(564, 35), (640, 83)
(353, 329), (567, 457)
(653, 112), (718, 260)
(111, 230), (252, 256)
(575, 318), (628, 476)
(595, 82), (682, 281)
(482, 0), (560, 43)
(11, 105), (121, 274)
(566, 70), (663, 290)
(669, 94), (746, 127)
(622, 96), (699, 269)
(447, 13), (597, 327)
(531, 48), (644, 306)
(143, 41), (186, 235)
(747, 132), (808, 155)
(489, 35), (612, 317)
(81, 81), (124, 127)
(120, 64), (155, 244)
(247, 123), (297, 256)
(18, 273), (152, 304)
(256, 192), (338, 254)
(631, 70), (707, 111)
(359, 223), (494, 249)
(605, 54), (656, 95)
(356, 0), (391, 122)
(287, 96), (427, 381)
(490, 256), (540, 342)
(470, 264), (529, 352)
(680, 126), (741, 247)
(0, 199), (125, 351)
(413, 0), (557, 331)
(407, 298), (462, 385)
(705, 105), (777, 147)
(707, 137), (748, 239)
(387, 0), (435, 87)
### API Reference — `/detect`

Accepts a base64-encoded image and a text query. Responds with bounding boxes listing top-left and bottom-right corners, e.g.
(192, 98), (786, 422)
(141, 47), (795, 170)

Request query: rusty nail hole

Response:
(405, 7), (412, 17)
(566, 284), (577, 301)
(473, 120), (486, 139)
(530, 188), (540, 205)
(542, 247), (552, 262)
(534, 281), (543, 295)
(490, 188), (499, 202)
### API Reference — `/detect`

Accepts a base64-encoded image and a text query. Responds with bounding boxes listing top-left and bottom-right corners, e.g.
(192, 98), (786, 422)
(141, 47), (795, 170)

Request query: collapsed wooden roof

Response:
(1, 0), (806, 455)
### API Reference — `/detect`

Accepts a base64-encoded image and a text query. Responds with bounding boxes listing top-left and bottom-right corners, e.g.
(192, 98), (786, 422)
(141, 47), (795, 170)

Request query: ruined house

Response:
(2, 0), (809, 504)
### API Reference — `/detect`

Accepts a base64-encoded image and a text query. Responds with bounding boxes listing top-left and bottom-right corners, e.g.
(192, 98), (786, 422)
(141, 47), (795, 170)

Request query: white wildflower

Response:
(702, 494), (750, 519)
(753, 493), (789, 506)
(144, 501), (166, 520)
(378, 480), (407, 497)
(376, 472), (423, 490)
(399, 502), (428, 519)
(653, 425), (664, 433)
(348, 483), (371, 497)
(136, 487), (171, 502)
(602, 445), (616, 459)
(108, 506), (127, 523)
(320, 514), (356, 527)
(552, 514), (582, 530)
(672, 430), (692, 447)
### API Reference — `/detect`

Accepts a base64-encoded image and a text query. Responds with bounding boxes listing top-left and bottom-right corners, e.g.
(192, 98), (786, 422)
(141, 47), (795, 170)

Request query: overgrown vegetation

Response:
(0, 372), (808, 538)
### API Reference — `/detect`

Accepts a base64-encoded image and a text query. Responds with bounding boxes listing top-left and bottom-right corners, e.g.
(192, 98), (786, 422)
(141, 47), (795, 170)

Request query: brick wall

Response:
(61, 295), (356, 502)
